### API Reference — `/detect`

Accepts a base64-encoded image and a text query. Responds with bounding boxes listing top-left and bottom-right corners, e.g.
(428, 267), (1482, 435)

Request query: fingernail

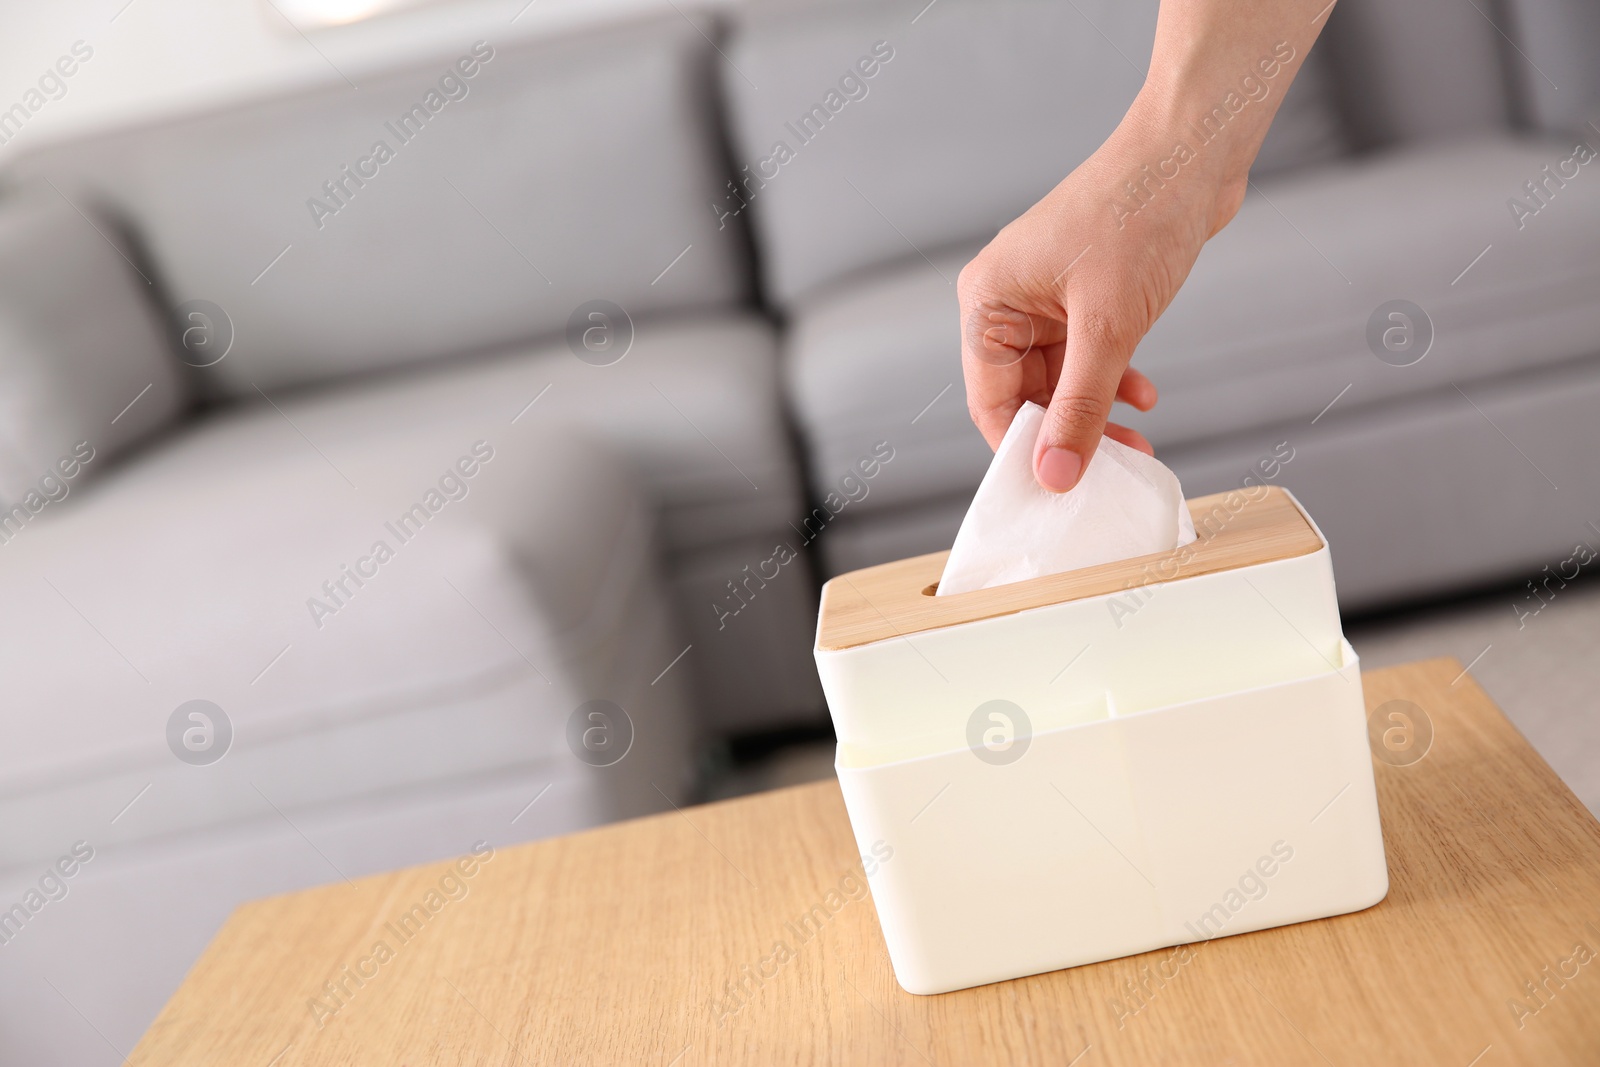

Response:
(1037, 447), (1083, 493)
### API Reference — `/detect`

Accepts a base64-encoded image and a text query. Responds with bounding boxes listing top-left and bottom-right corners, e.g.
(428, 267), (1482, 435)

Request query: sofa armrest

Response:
(0, 184), (186, 513)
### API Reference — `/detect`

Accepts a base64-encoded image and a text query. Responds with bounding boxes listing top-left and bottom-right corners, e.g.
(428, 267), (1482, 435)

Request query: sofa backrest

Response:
(1319, 0), (1513, 150)
(1501, 0), (1600, 134)
(8, 15), (747, 397)
(721, 0), (1348, 308)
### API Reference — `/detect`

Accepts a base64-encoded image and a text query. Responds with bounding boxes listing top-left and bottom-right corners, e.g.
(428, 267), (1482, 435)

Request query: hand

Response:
(958, 3), (1325, 492)
(958, 101), (1243, 492)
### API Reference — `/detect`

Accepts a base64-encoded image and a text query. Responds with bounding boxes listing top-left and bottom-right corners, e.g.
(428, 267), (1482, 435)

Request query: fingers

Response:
(960, 258), (1156, 475)
(1116, 366), (1158, 412)
(973, 305), (1069, 359)
(960, 246), (1073, 449)
(1103, 421), (1154, 456)
(961, 299), (1068, 450)
(1034, 304), (1139, 493)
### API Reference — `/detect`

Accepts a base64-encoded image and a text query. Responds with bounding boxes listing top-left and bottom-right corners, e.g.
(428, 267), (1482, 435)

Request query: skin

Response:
(958, 0), (1335, 491)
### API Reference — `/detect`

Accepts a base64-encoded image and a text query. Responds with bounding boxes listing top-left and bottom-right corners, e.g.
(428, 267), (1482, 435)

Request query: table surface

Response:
(131, 658), (1600, 1066)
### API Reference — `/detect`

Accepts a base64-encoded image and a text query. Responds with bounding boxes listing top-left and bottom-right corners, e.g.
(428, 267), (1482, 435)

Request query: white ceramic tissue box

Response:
(813, 486), (1388, 995)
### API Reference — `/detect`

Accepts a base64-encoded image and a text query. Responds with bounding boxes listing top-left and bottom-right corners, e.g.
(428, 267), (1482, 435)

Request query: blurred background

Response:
(0, 0), (1598, 1060)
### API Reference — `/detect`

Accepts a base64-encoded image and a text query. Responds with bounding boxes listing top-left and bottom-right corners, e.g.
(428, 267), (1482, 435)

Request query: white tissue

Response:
(938, 402), (1196, 595)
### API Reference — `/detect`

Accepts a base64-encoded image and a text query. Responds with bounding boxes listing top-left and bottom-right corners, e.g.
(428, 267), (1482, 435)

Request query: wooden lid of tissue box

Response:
(817, 485), (1323, 651)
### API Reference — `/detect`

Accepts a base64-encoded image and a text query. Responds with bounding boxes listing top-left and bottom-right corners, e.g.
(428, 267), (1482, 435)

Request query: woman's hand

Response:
(958, 2), (1328, 492)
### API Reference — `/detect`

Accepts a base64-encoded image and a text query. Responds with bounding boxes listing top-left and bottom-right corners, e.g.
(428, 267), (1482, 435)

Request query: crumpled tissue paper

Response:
(938, 402), (1196, 596)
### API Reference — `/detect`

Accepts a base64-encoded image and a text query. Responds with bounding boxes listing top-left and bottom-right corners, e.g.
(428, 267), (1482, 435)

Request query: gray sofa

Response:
(0, 0), (1596, 1061)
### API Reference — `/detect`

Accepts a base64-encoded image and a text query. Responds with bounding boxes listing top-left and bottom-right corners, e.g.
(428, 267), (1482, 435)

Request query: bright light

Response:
(271, 0), (430, 29)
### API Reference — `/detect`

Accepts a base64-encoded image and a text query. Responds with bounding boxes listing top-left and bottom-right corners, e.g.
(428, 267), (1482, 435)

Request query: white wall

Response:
(0, 0), (722, 161)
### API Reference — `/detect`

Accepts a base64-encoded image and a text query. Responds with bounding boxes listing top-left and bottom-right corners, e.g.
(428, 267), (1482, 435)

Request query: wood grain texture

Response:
(130, 659), (1600, 1066)
(816, 485), (1324, 651)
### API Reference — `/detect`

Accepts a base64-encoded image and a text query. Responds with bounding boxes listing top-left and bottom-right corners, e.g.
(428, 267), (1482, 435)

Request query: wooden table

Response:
(131, 659), (1600, 1065)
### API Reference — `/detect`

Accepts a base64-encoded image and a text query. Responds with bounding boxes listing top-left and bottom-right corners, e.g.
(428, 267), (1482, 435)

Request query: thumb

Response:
(1034, 306), (1135, 493)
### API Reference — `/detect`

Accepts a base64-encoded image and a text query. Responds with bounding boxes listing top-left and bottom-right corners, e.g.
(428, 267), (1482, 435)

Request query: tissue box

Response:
(813, 486), (1387, 995)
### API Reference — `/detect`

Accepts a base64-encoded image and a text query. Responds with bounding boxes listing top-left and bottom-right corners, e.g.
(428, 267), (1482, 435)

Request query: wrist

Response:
(1098, 94), (1246, 238)
(1120, 36), (1302, 228)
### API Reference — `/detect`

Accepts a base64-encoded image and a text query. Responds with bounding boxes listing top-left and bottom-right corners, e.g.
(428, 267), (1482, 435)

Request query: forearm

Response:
(1122, 1), (1334, 233)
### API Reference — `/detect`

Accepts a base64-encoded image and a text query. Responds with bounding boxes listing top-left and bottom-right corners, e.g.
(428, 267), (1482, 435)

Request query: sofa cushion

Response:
(262, 312), (803, 554)
(723, 0), (1347, 306)
(0, 400), (693, 875)
(1160, 353), (1600, 612)
(0, 186), (186, 509)
(1136, 135), (1600, 444)
(250, 312), (819, 732)
(785, 239), (989, 516)
(784, 135), (1600, 513)
(11, 15), (747, 396)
